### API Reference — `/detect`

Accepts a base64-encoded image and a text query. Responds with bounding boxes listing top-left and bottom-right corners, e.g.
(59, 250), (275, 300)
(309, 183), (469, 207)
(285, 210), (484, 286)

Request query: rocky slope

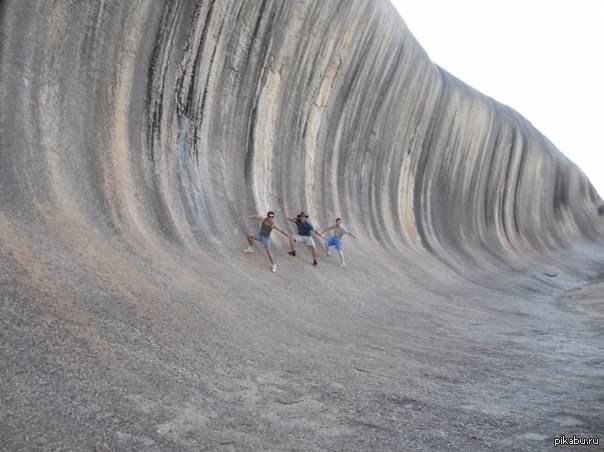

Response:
(1, 1), (603, 450)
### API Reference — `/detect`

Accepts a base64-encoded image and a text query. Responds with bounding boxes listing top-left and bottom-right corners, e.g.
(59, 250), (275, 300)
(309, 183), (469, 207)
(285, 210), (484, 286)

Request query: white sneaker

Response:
(243, 246), (254, 253)
(326, 250), (331, 257)
(271, 264), (277, 273)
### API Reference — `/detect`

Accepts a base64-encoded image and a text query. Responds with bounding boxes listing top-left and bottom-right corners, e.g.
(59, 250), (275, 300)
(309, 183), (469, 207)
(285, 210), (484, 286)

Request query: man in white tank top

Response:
(322, 217), (357, 267)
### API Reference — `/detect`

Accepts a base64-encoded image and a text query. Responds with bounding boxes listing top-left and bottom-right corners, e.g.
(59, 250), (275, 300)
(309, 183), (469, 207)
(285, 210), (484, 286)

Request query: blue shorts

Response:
(326, 236), (343, 251)
(255, 234), (272, 249)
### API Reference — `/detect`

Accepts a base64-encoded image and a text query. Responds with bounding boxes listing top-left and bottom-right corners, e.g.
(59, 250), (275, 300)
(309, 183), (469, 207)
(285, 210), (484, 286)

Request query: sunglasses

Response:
(268, 214), (275, 218)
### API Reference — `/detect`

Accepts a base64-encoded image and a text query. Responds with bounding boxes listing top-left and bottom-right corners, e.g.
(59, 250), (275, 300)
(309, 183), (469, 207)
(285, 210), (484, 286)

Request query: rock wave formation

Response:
(1, 1), (603, 450)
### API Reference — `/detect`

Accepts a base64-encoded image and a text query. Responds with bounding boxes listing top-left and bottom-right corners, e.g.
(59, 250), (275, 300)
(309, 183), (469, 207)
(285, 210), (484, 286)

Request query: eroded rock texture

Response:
(1, 1), (603, 450)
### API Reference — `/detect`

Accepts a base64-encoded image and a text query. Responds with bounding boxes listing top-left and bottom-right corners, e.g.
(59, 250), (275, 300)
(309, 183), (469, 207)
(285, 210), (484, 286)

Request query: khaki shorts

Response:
(294, 235), (316, 247)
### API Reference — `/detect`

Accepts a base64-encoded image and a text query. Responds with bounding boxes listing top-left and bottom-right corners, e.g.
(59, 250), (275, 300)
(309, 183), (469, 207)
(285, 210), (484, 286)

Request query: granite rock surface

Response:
(1, 1), (603, 450)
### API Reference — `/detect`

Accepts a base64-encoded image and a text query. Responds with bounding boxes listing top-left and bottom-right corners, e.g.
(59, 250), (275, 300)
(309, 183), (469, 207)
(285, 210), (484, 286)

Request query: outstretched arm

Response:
(247, 213), (263, 220)
(348, 231), (357, 239)
(322, 226), (335, 235)
(272, 224), (290, 237)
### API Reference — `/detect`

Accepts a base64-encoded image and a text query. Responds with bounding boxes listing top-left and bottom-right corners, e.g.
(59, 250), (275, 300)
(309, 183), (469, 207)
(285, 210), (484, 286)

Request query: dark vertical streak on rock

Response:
(243, 0), (270, 184)
(553, 165), (568, 218)
(500, 129), (515, 244)
(146, 1), (184, 163)
(482, 132), (498, 230)
(513, 143), (527, 235)
(413, 77), (449, 254)
(197, 12), (224, 140)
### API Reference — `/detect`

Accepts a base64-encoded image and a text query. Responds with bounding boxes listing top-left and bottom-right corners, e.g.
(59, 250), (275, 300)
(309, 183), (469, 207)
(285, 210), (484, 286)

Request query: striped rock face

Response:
(0, 1), (603, 450)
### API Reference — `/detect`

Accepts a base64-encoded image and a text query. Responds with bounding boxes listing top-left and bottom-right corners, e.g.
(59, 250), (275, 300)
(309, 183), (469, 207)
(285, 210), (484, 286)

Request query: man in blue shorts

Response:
(286, 212), (324, 266)
(322, 217), (356, 267)
(244, 211), (293, 272)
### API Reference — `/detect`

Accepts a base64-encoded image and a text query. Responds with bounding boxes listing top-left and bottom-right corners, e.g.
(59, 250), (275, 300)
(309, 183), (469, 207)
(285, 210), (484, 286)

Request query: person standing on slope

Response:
(286, 212), (323, 266)
(244, 211), (293, 273)
(322, 217), (357, 267)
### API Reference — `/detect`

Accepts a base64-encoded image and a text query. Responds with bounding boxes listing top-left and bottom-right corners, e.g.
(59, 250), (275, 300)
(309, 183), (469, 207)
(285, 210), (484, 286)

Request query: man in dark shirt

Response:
(244, 211), (293, 273)
(287, 211), (324, 266)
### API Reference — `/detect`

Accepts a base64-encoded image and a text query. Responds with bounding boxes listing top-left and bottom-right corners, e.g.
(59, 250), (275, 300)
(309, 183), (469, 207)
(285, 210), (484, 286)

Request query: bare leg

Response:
(310, 246), (318, 261)
(288, 237), (297, 256)
(265, 248), (274, 265)
(247, 230), (255, 247)
(337, 250), (345, 265)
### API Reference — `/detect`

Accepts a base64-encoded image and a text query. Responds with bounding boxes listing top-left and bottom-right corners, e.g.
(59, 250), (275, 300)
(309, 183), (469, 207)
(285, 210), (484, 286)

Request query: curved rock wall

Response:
(1, 1), (603, 450)
(1, 0), (600, 259)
